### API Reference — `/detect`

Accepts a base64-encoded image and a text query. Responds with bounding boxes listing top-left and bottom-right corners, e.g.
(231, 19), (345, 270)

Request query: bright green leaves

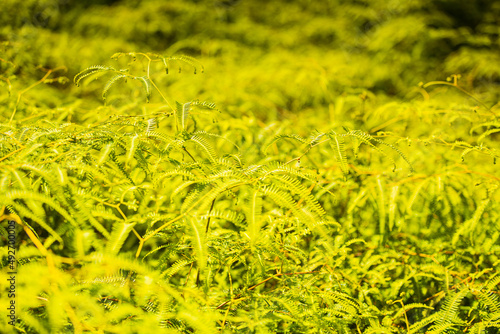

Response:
(452, 198), (491, 246)
(125, 134), (139, 168)
(244, 190), (263, 245)
(175, 100), (219, 132)
(428, 288), (469, 333)
(101, 73), (127, 101)
(74, 52), (206, 109)
(328, 131), (349, 179)
(176, 101), (191, 131)
(5, 36), (498, 334)
(344, 129), (414, 174)
(135, 76), (152, 102)
(269, 128), (414, 182)
(74, 64), (153, 103)
(189, 133), (218, 163)
(376, 176), (386, 237)
(74, 65), (116, 87)
(162, 54), (204, 75)
(184, 217), (208, 272)
(106, 222), (136, 256)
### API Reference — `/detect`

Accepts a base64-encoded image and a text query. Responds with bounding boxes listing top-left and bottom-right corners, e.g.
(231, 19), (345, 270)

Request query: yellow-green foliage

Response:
(1, 1), (500, 333)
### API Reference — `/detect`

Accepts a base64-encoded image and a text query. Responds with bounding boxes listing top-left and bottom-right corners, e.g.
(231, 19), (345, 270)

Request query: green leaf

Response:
(106, 222), (136, 256)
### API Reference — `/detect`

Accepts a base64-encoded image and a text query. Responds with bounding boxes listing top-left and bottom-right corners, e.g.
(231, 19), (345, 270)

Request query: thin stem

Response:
(205, 199), (216, 233)
(0, 147), (24, 163)
(1, 212), (48, 256)
(115, 52), (178, 129)
(135, 239), (145, 258)
(423, 81), (497, 119)
(183, 147), (198, 163)
(9, 67), (67, 124)
(390, 299), (410, 332)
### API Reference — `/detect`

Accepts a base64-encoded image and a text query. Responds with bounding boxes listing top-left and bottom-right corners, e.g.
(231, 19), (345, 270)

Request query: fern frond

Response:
(4, 189), (78, 228)
(171, 181), (200, 204)
(91, 205), (123, 222)
(155, 168), (199, 188)
(17, 164), (69, 205)
(6, 202), (62, 244)
(348, 130), (414, 173)
(477, 128), (500, 142)
(192, 179), (243, 215)
(264, 133), (309, 154)
(470, 121), (500, 133)
(146, 118), (157, 132)
(185, 217), (207, 272)
(125, 133), (139, 168)
(214, 156), (240, 169)
(393, 303), (433, 320)
(200, 209), (245, 226)
(435, 288), (469, 328)
(317, 290), (360, 316)
(374, 138), (414, 173)
(189, 133), (217, 163)
(260, 184), (315, 228)
(245, 190), (263, 245)
(460, 147), (476, 162)
(207, 168), (248, 183)
(141, 243), (171, 261)
(477, 290), (500, 316)
(161, 259), (192, 278)
(102, 73), (127, 101)
(452, 198), (490, 245)
(190, 100), (217, 111)
(327, 131), (349, 178)
(108, 151), (135, 185)
(426, 323), (458, 334)
(143, 130), (175, 145)
(409, 312), (440, 334)
(165, 55), (204, 74)
(180, 187), (203, 213)
(176, 101), (190, 131)
(485, 274), (500, 292)
(105, 222), (136, 256)
(309, 131), (327, 146)
(260, 162), (317, 181)
(69, 187), (110, 239)
(74, 65), (115, 86)
(194, 130), (240, 151)
(136, 76), (152, 102)
(267, 174), (326, 217)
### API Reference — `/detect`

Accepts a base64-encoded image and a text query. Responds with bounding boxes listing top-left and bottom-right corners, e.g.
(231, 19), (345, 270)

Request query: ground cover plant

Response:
(1, 0), (500, 333)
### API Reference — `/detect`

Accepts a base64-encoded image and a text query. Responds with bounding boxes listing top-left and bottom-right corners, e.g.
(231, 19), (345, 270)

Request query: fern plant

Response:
(1, 52), (356, 332)
(1, 4), (500, 331)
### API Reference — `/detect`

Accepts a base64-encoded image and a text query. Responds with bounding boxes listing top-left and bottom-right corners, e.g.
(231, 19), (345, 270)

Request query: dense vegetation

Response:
(1, 0), (499, 333)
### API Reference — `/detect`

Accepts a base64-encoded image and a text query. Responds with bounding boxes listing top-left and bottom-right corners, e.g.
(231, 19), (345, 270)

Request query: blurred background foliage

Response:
(1, 0), (499, 125)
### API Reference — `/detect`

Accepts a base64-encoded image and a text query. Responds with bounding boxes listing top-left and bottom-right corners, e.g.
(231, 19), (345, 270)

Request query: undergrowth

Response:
(1, 1), (500, 333)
